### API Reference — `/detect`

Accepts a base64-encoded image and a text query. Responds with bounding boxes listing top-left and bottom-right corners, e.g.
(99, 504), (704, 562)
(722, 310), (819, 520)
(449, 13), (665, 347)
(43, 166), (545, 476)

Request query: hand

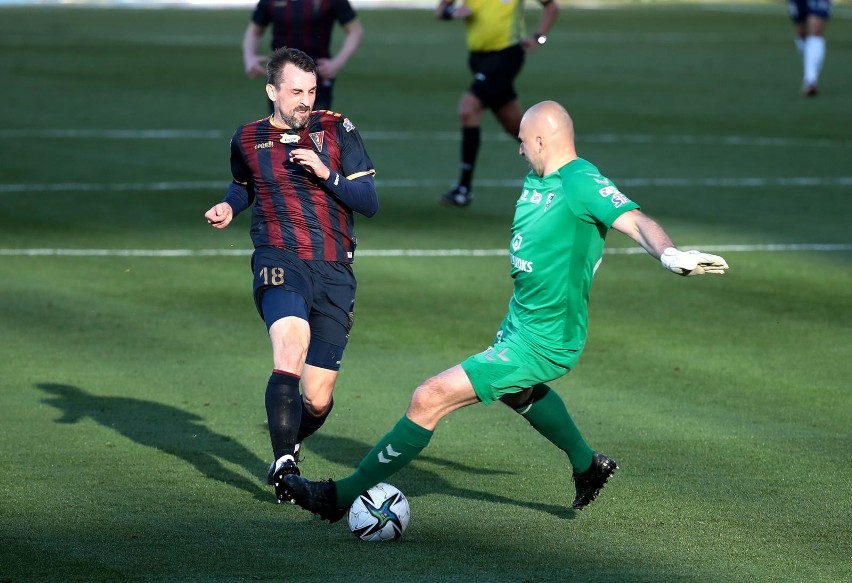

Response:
(520, 37), (541, 53)
(315, 58), (341, 81)
(205, 202), (234, 229)
(244, 54), (268, 79)
(289, 148), (330, 180)
(661, 247), (729, 276)
(453, 5), (472, 18)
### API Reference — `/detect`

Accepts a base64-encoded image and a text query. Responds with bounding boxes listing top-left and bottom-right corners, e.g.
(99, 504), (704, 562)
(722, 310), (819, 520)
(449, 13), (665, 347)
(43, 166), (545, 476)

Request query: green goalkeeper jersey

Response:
(506, 157), (639, 357)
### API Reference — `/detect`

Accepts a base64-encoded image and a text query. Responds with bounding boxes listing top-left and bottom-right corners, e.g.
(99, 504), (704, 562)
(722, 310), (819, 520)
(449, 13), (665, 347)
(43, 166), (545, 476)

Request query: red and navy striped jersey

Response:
(251, 0), (357, 60)
(230, 110), (375, 263)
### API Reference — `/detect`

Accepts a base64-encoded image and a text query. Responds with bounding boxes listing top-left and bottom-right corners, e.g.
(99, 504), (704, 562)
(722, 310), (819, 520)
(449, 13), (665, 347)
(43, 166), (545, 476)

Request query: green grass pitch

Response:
(1, 4), (850, 582)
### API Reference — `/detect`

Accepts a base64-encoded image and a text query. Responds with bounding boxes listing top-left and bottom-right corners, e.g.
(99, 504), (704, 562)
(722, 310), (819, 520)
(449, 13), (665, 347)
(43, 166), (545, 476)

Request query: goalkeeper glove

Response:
(660, 247), (729, 276)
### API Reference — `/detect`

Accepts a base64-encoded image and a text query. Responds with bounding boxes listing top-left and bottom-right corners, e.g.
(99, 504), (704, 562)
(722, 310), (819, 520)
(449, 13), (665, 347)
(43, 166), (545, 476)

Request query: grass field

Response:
(1, 4), (851, 582)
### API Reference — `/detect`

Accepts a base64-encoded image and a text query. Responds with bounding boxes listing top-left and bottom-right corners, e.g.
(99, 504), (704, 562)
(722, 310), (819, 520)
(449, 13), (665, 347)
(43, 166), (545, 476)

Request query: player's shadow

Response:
(36, 382), (268, 502)
(304, 432), (578, 519)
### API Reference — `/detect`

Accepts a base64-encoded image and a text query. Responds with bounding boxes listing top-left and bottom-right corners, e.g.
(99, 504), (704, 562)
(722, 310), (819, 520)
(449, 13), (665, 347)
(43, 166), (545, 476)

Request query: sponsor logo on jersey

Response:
(343, 118), (355, 132)
(254, 140), (274, 150)
(510, 253), (534, 273)
(598, 185), (632, 207)
(309, 131), (324, 152)
(279, 133), (299, 144)
(544, 192), (555, 211)
(519, 189), (529, 202)
(610, 192), (631, 208)
(511, 233), (523, 251)
(588, 173), (610, 185)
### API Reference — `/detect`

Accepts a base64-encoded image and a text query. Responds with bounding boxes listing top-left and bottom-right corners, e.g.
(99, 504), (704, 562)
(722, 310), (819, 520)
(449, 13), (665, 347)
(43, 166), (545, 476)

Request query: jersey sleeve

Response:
(569, 173), (639, 228)
(229, 129), (253, 185)
(251, 0), (272, 27)
(336, 117), (375, 179)
(332, 0), (357, 26)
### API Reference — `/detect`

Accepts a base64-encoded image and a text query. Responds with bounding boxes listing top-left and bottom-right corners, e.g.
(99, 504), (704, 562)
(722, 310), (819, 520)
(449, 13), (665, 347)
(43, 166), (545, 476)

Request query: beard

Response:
(279, 106), (311, 130)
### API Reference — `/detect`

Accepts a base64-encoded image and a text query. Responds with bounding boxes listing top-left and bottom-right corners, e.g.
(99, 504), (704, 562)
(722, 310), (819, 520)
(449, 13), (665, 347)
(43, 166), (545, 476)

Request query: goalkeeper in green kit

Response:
(286, 100), (729, 522)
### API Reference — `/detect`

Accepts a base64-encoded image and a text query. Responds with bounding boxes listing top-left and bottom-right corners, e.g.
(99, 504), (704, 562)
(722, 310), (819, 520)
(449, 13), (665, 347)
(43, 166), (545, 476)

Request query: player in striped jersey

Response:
(205, 47), (377, 504)
(243, 0), (363, 111)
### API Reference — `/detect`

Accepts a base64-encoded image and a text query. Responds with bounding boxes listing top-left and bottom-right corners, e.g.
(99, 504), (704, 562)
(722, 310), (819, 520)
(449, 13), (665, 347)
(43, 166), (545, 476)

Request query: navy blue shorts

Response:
(251, 247), (355, 370)
(788, 0), (832, 22)
(468, 44), (525, 111)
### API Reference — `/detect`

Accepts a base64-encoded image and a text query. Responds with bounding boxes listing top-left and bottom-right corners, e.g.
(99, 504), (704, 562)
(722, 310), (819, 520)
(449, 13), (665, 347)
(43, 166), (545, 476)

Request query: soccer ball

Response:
(347, 482), (410, 542)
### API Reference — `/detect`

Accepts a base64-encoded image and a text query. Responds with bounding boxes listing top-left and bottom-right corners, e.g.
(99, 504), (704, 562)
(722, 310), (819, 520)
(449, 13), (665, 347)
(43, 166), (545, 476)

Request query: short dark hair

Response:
(266, 47), (317, 87)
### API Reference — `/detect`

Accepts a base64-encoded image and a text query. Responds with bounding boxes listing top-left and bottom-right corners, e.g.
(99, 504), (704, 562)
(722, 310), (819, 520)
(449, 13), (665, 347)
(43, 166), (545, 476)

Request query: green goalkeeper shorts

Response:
(460, 327), (580, 405)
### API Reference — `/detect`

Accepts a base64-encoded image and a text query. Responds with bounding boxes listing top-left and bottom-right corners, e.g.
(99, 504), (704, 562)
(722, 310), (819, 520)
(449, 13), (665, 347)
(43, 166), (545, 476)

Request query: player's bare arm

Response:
(520, 0), (559, 52)
(242, 22), (268, 79)
(612, 209), (729, 276)
(611, 209), (674, 258)
(317, 19), (363, 80)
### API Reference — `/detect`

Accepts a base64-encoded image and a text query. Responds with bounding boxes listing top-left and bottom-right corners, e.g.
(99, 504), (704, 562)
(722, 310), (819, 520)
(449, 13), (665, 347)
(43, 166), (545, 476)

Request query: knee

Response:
(500, 387), (533, 409)
(458, 95), (482, 125)
(303, 396), (332, 417)
(409, 377), (444, 415)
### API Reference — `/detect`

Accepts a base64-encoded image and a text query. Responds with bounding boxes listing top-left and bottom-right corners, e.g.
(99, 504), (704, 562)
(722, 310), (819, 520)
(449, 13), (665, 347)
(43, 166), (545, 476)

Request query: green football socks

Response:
(515, 384), (594, 473)
(335, 415), (433, 507)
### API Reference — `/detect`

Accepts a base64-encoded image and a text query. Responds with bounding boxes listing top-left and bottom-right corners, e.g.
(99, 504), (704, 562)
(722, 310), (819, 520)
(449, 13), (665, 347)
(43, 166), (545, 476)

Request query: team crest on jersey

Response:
(279, 133), (299, 144)
(544, 192), (555, 210)
(343, 118), (355, 132)
(309, 131), (324, 152)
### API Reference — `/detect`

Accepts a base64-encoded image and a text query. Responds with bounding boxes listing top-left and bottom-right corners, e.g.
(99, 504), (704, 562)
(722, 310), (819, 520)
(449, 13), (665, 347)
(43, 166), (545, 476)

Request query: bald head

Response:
(518, 101), (577, 177)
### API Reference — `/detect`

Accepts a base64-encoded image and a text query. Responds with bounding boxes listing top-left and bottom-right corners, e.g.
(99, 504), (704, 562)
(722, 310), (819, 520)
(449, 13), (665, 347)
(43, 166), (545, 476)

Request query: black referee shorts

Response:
(467, 44), (525, 111)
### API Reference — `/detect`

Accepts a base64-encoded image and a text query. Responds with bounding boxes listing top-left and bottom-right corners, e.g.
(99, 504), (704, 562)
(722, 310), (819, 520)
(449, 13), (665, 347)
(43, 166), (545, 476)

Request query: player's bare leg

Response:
(297, 364), (338, 455)
(493, 98), (523, 138)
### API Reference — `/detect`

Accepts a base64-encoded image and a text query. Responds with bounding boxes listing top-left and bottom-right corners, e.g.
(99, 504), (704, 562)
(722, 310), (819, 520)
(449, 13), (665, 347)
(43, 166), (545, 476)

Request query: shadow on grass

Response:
(36, 382), (268, 502)
(303, 432), (579, 520)
(35, 382), (578, 519)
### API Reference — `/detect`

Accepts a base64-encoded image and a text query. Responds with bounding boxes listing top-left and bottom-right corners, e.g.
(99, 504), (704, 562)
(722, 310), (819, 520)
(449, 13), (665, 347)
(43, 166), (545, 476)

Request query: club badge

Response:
(309, 131), (324, 152)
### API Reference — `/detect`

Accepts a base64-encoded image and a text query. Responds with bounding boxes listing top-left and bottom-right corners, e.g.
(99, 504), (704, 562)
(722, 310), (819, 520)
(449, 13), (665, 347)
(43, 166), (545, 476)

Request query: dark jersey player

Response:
(205, 47), (378, 504)
(243, 0), (363, 111)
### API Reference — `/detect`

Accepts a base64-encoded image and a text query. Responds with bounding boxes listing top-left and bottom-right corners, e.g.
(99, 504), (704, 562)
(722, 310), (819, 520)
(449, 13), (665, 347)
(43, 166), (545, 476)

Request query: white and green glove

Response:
(661, 247), (729, 276)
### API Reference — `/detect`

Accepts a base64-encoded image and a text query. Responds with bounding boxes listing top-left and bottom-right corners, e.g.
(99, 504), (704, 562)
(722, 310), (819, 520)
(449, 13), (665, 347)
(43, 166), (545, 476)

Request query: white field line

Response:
(0, 129), (847, 149)
(0, 244), (849, 258)
(2, 177), (852, 193)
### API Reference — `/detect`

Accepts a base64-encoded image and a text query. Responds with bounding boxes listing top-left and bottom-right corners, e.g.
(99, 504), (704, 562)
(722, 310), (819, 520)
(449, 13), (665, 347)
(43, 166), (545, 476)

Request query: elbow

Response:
(362, 201), (378, 218)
